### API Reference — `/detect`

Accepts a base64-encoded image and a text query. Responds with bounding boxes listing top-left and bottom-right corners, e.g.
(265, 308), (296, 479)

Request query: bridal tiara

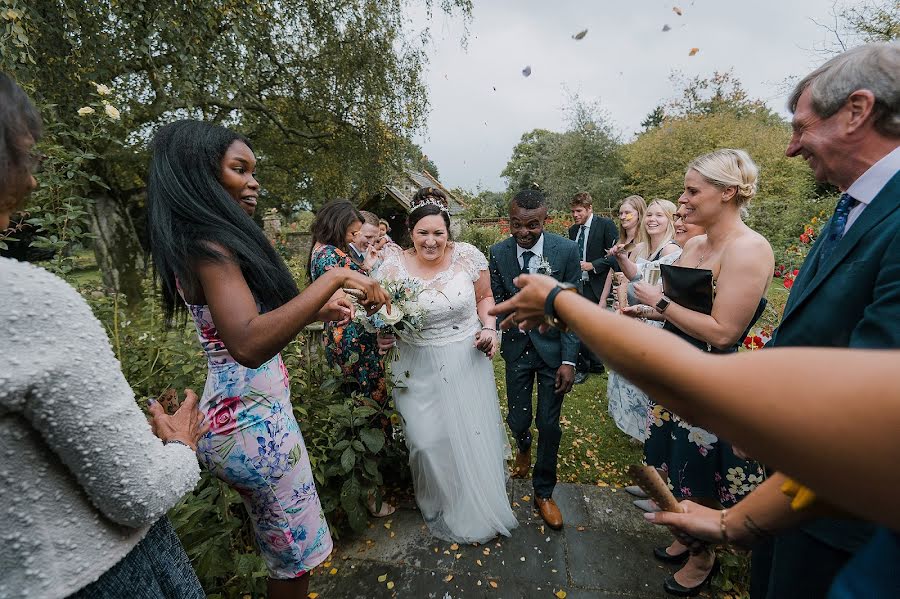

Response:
(409, 196), (450, 214)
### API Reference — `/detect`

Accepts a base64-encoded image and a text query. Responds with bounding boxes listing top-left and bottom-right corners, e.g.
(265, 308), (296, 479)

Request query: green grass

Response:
(66, 249), (102, 286)
(493, 359), (643, 488)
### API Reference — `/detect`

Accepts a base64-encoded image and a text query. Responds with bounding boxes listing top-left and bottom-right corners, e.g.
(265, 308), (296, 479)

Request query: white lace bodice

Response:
(373, 242), (488, 347)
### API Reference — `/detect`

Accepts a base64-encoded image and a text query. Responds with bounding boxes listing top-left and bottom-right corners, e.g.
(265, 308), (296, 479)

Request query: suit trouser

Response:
(505, 341), (564, 499)
(750, 529), (853, 599)
(577, 283), (603, 371)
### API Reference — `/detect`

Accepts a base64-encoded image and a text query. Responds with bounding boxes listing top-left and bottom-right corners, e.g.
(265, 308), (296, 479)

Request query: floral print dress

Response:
(643, 270), (767, 507)
(185, 300), (332, 579)
(309, 245), (386, 403)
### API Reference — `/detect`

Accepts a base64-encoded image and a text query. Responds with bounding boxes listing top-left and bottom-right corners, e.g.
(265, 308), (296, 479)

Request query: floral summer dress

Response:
(643, 268), (767, 507)
(309, 245), (387, 403)
(185, 300), (332, 579)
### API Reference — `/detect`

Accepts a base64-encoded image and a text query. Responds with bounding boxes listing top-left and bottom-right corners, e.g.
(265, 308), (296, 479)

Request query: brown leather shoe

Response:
(534, 496), (563, 530)
(512, 448), (531, 479)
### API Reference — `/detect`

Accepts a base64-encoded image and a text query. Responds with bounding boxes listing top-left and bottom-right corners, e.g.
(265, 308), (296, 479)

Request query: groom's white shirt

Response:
(514, 234), (575, 367)
(516, 234), (545, 272)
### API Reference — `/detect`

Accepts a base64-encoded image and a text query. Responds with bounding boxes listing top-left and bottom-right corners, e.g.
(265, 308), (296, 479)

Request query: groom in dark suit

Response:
(489, 188), (581, 530)
(567, 192), (618, 384)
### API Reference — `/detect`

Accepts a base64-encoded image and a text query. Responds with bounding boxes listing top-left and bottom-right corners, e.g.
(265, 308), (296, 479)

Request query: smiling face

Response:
(509, 202), (547, 249)
(410, 214), (449, 261)
(219, 140), (260, 217)
(786, 88), (844, 186)
(354, 222), (380, 251)
(642, 205), (669, 237)
(571, 204), (592, 226)
(673, 208), (704, 245)
(678, 169), (729, 227)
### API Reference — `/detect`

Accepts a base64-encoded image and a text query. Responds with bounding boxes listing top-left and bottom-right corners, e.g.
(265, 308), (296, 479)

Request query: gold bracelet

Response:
(720, 509), (729, 546)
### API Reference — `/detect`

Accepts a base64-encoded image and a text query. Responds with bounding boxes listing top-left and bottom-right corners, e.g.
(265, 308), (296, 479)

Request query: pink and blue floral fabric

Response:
(185, 301), (333, 579)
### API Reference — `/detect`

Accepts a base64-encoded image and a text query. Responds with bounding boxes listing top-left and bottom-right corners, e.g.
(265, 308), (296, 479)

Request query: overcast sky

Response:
(411, 0), (855, 192)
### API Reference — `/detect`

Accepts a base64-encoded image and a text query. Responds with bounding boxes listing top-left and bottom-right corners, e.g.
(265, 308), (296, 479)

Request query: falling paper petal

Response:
(673, 6), (683, 15)
(688, 47), (699, 56)
(662, 24), (671, 32)
(522, 65), (532, 77)
(572, 29), (588, 40)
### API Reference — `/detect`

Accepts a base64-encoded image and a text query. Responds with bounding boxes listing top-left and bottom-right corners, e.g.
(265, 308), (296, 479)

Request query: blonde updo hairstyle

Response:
(687, 149), (758, 216)
(636, 198), (677, 260)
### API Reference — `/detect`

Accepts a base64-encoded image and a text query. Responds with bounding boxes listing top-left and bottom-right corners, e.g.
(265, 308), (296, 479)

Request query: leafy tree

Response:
(501, 95), (624, 210)
(2, 0), (471, 305)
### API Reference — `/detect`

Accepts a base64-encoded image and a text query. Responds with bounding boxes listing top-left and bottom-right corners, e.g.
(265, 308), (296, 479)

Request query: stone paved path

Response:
(308, 479), (713, 598)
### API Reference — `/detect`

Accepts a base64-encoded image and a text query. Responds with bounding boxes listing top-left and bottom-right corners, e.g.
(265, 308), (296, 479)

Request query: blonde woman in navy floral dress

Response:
(147, 120), (389, 598)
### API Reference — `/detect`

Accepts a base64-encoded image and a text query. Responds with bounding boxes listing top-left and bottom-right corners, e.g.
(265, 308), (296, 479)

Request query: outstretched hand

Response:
(643, 500), (735, 552)
(488, 273), (558, 332)
(342, 269), (392, 316)
(319, 295), (355, 325)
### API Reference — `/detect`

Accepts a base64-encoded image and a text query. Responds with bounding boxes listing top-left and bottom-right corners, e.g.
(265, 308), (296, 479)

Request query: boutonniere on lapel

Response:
(535, 256), (554, 275)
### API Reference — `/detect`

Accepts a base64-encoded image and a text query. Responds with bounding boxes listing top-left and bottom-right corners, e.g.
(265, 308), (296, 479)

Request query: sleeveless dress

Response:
(372, 242), (518, 543)
(643, 267), (767, 506)
(606, 243), (681, 441)
(184, 300), (332, 578)
(309, 245), (386, 403)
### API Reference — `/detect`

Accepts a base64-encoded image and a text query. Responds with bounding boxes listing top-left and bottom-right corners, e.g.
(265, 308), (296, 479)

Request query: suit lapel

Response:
(504, 238), (521, 286)
(781, 173), (899, 323)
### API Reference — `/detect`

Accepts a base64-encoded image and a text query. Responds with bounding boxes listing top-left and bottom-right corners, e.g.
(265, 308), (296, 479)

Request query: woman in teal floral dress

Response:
(309, 200), (387, 405)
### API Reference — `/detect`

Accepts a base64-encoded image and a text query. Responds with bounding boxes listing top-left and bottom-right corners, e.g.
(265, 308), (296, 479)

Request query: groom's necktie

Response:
(520, 250), (534, 275)
(818, 193), (858, 264)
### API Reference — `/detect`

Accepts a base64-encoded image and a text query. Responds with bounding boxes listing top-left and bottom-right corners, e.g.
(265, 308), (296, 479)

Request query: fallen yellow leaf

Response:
(384, 522), (392, 529)
(329, 568), (338, 575)
(522, 495), (531, 501)
(444, 574), (454, 582)
(450, 543), (459, 550)
(386, 581), (395, 590)
(308, 594), (319, 599)
(489, 581), (498, 588)
(556, 591), (568, 598)
(378, 574), (387, 583)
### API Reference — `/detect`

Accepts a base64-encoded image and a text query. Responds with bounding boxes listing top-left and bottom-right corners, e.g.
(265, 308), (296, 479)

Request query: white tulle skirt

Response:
(392, 335), (518, 544)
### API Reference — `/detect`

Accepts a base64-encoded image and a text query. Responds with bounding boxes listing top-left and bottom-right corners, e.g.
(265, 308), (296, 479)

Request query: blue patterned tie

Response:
(520, 250), (534, 275)
(818, 193), (858, 264)
(576, 225), (587, 257)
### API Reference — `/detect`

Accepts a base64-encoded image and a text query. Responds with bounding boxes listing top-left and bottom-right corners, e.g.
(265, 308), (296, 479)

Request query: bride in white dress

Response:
(374, 189), (518, 543)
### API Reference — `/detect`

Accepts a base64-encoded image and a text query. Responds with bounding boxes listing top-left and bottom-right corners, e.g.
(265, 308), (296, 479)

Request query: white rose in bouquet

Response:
(378, 304), (404, 326)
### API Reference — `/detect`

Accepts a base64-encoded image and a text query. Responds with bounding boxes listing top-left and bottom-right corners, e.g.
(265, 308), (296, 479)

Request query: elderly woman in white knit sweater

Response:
(0, 75), (207, 598)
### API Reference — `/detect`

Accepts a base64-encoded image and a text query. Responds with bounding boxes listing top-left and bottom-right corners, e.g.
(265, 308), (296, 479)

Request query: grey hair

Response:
(789, 42), (900, 137)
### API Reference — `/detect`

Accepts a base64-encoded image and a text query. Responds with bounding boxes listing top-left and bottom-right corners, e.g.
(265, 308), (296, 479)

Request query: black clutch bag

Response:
(660, 264), (714, 315)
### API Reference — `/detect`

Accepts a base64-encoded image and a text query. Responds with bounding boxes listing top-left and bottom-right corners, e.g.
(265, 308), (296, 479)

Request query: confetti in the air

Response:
(572, 29), (588, 40)
(662, 24), (671, 32)
(688, 47), (700, 56)
(522, 65), (532, 77)
(673, 6), (683, 15)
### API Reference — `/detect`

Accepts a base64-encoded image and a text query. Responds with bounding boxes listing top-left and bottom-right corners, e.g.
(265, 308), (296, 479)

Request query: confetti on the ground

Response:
(489, 580), (499, 588)
(444, 574), (454, 582)
(387, 581), (395, 590)
(378, 574), (388, 583)
(329, 568), (338, 575)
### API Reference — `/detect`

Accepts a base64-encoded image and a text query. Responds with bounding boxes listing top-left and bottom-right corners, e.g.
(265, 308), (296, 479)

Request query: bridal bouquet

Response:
(354, 277), (426, 347)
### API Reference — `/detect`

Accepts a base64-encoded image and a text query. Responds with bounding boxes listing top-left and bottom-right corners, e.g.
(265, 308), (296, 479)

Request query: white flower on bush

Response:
(686, 426), (717, 450)
(94, 83), (111, 96)
(77, 106), (95, 116)
(378, 304), (404, 326)
(104, 104), (121, 120)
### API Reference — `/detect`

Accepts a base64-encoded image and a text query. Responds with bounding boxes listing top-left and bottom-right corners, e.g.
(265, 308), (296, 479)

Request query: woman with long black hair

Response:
(147, 119), (389, 598)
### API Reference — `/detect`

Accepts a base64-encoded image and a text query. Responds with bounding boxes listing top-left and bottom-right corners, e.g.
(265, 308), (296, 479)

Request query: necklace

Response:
(695, 252), (708, 268)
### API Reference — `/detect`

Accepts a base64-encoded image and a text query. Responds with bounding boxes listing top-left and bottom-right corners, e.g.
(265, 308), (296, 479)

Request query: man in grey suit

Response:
(489, 188), (581, 530)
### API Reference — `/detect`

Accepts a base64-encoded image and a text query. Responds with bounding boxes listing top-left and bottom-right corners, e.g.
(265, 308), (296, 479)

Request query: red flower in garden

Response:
(800, 233), (810, 244)
(783, 276), (794, 289)
(208, 395), (242, 436)
(792, 269), (799, 276)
